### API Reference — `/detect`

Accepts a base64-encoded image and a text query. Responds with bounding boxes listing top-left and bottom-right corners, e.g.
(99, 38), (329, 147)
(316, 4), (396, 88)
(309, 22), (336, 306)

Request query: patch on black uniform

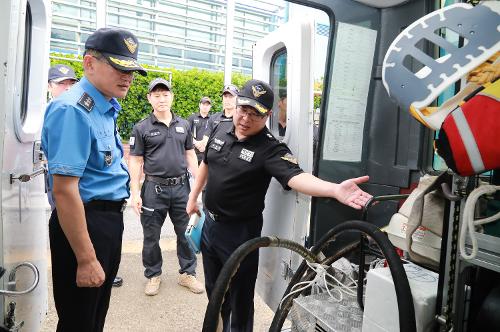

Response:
(238, 148), (255, 162)
(77, 93), (95, 112)
(149, 130), (161, 137)
(281, 153), (298, 164)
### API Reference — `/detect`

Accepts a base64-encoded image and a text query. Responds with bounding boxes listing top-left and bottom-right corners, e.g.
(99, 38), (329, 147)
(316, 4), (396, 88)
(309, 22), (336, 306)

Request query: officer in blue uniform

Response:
(187, 79), (373, 332)
(42, 28), (146, 332)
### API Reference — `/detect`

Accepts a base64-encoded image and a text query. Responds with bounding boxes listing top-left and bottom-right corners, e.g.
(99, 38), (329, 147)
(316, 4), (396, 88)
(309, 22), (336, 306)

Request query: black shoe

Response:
(112, 276), (123, 287)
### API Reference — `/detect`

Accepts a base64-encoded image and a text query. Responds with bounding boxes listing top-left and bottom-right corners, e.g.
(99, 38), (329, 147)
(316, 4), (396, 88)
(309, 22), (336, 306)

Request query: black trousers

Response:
(201, 212), (263, 332)
(140, 179), (197, 278)
(49, 206), (124, 332)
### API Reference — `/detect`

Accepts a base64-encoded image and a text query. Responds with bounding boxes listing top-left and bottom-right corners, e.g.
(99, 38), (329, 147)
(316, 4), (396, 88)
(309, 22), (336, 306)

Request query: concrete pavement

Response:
(40, 205), (277, 331)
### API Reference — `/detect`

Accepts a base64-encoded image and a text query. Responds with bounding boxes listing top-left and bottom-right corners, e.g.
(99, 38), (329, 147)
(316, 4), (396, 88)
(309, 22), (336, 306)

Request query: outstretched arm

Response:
(287, 173), (371, 210)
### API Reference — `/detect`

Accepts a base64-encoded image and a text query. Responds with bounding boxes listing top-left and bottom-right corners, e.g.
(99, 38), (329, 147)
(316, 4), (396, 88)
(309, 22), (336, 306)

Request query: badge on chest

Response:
(149, 130), (161, 137)
(209, 138), (225, 152)
(238, 148), (255, 163)
(175, 126), (185, 134)
(104, 151), (113, 166)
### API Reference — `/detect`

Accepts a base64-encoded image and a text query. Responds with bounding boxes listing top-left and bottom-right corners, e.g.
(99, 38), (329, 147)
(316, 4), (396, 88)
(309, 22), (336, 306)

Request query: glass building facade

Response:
(50, 0), (287, 75)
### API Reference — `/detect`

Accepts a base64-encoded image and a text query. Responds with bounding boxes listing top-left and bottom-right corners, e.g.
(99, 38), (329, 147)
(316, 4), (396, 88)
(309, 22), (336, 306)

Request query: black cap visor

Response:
(101, 52), (147, 76)
(237, 96), (270, 115)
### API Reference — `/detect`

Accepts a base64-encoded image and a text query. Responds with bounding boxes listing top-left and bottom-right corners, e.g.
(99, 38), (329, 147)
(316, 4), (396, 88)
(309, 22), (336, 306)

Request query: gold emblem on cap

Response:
(252, 85), (266, 98)
(124, 37), (137, 54)
(59, 67), (70, 74)
(109, 56), (138, 68)
(254, 104), (268, 114)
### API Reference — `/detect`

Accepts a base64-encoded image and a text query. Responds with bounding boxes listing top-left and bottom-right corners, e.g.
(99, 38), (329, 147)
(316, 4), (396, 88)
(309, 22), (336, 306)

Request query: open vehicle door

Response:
(253, 18), (315, 310)
(255, 0), (436, 311)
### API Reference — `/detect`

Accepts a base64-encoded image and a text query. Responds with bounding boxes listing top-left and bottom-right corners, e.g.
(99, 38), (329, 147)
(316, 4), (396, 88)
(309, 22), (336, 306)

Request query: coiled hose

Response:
(202, 220), (416, 332)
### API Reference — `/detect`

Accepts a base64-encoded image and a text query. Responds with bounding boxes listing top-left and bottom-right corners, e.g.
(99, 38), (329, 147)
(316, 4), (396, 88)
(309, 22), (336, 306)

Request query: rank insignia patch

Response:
(281, 153), (298, 164)
(77, 93), (95, 112)
(238, 148), (255, 162)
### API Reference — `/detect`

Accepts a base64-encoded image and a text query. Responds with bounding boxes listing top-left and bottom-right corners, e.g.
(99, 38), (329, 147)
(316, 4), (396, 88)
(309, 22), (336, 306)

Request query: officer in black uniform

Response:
(201, 84), (239, 147)
(129, 78), (204, 296)
(187, 96), (212, 163)
(187, 79), (372, 331)
(42, 28), (146, 331)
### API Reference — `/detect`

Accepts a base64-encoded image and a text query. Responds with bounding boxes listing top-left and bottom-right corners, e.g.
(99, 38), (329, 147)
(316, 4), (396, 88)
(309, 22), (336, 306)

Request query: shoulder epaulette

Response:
(77, 93), (95, 112)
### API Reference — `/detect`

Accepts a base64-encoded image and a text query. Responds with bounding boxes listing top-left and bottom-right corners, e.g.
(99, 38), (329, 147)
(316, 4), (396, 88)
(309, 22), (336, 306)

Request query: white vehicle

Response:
(0, 0), (499, 331)
(0, 0), (50, 330)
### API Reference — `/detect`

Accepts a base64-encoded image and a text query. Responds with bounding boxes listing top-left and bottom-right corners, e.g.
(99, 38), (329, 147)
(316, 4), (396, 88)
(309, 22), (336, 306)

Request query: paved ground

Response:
(40, 205), (277, 331)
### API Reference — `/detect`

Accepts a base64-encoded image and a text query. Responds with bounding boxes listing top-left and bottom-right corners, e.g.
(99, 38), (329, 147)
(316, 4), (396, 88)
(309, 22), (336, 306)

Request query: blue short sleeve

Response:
(43, 104), (92, 177)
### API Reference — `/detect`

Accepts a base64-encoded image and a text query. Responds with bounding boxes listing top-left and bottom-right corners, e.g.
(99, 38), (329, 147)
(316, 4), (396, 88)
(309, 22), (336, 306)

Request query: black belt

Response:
(206, 209), (259, 223)
(85, 200), (127, 212)
(146, 174), (187, 186)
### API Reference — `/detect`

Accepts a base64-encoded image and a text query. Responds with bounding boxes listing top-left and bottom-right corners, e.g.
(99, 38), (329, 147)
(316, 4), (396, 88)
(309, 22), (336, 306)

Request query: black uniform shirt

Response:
(203, 123), (304, 219)
(205, 111), (232, 135)
(187, 112), (211, 158)
(130, 113), (193, 177)
(188, 112), (211, 141)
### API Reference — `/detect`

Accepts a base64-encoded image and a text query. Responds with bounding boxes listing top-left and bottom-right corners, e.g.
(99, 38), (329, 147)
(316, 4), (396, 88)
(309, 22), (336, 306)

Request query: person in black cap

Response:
(47, 64), (78, 99)
(187, 79), (372, 331)
(128, 77), (204, 297)
(201, 84), (239, 148)
(188, 96), (212, 163)
(41, 28), (146, 332)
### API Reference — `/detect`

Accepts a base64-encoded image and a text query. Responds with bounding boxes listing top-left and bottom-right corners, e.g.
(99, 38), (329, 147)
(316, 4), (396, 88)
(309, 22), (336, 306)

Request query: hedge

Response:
(50, 53), (250, 139)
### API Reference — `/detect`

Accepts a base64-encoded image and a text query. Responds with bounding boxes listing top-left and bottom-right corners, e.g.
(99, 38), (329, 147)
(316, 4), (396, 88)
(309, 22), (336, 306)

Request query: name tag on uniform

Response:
(175, 126), (185, 134)
(213, 138), (225, 146)
(238, 148), (254, 163)
(150, 130), (161, 137)
(194, 119), (200, 123)
(209, 143), (222, 151)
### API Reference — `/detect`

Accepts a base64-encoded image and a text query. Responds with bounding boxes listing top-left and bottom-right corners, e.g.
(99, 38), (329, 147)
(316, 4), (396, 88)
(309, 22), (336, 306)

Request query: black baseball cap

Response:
(200, 96), (211, 104)
(222, 84), (239, 96)
(148, 77), (171, 92)
(85, 28), (147, 76)
(48, 64), (78, 83)
(237, 79), (274, 115)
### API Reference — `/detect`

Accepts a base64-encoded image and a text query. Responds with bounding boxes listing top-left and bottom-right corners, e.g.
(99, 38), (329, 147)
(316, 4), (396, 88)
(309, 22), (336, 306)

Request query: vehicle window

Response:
(20, 2), (32, 124)
(269, 48), (287, 139)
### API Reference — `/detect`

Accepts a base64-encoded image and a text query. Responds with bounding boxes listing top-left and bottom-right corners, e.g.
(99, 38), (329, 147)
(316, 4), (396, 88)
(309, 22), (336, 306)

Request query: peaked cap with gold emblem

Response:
(48, 64), (78, 83)
(236, 79), (274, 115)
(85, 28), (147, 76)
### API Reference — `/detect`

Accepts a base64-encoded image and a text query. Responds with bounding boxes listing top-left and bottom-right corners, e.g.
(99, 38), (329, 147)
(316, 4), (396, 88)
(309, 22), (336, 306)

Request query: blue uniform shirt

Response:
(41, 77), (130, 202)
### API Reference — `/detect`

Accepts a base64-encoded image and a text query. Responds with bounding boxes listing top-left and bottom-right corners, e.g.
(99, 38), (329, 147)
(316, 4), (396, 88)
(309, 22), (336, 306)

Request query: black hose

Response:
(202, 236), (319, 332)
(202, 221), (416, 332)
(270, 221), (415, 332)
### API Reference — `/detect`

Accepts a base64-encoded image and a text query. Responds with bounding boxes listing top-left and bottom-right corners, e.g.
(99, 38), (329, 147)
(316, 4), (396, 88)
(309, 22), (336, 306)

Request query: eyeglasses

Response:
(237, 106), (267, 121)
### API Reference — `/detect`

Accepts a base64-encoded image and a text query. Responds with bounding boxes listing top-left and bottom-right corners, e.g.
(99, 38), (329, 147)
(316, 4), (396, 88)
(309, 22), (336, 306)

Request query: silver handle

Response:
(10, 167), (46, 184)
(0, 262), (40, 296)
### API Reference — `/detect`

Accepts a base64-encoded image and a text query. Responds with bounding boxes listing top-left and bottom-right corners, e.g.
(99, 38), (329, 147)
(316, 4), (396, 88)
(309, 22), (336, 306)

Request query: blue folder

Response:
(185, 210), (205, 254)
